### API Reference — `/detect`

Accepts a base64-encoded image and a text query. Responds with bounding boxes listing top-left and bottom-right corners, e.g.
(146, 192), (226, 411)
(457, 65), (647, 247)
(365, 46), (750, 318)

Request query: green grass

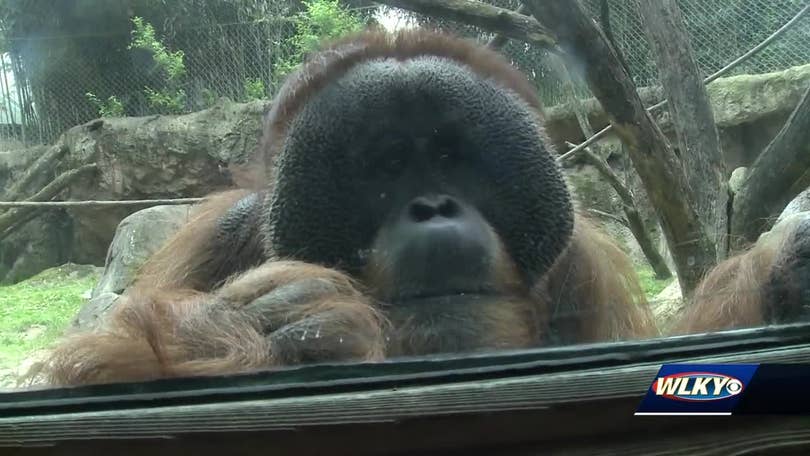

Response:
(0, 264), (100, 370)
(635, 264), (675, 298)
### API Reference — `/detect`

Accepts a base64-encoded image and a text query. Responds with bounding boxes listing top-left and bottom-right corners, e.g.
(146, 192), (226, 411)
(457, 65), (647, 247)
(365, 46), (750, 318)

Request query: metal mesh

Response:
(402, 0), (810, 105)
(0, 0), (807, 148)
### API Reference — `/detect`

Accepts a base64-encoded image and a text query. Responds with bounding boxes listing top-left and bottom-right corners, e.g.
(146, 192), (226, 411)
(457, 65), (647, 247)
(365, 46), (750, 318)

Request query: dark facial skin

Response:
(342, 64), (538, 354)
(353, 106), (510, 305)
(267, 56), (573, 281)
(265, 56), (573, 354)
(370, 194), (499, 302)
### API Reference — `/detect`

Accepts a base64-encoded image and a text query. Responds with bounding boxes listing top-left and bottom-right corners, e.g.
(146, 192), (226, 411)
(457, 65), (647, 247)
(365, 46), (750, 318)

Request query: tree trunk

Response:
(486, 4), (526, 49)
(731, 84), (810, 248)
(550, 54), (672, 279)
(638, 0), (729, 263)
(0, 163), (98, 239)
(524, 0), (712, 297)
(2, 145), (67, 201)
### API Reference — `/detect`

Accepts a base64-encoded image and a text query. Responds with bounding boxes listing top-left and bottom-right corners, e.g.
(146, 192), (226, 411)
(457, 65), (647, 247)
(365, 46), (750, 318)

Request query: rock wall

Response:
(1, 99), (268, 283)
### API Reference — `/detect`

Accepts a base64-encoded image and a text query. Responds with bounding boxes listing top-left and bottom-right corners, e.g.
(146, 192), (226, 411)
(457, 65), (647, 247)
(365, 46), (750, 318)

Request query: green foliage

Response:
(201, 88), (219, 108)
(85, 92), (125, 118)
(635, 265), (674, 298)
(128, 16), (186, 83)
(129, 16), (187, 114)
(243, 77), (266, 101)
(275, 0), (364, 79)
(144, 87), (187, 114)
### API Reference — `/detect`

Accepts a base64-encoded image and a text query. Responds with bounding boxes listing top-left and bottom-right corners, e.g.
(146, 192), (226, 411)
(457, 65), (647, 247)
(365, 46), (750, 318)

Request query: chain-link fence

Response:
(405, 0), (810, 105)
(0, 16), (299, 149)
(0, 0), (807, 149)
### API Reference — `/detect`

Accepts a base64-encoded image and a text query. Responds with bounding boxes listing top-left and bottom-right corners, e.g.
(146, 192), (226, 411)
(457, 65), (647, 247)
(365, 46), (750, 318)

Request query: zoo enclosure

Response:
(0, 0), (807, 148)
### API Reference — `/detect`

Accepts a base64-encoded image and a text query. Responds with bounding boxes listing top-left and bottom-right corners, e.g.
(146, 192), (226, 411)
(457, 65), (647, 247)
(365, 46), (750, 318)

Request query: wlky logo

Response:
(635, 364), (758, 415)
(652, 372), (744, 401)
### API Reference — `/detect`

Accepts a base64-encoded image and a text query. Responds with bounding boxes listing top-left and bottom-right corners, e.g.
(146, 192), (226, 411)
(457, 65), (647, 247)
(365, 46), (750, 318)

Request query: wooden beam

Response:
(3, 325), (810, 453)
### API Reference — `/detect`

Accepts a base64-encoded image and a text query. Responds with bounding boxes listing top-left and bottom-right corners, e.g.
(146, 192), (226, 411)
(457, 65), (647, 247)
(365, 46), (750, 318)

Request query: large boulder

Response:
(61, 98), (269, 265)
(72, 204), (193, 329)
(0, 99), (269, 284)
(776, 187), (810, 224)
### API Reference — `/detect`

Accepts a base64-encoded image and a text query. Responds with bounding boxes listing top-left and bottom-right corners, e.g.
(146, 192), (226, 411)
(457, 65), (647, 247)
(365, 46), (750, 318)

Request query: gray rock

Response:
(707, 63), (810, 128)
(776, 187), (810, 225)
(0, 212), (73, 284)
(566, 164), (621, 214)
(92, 204), (193, 298)
(728, 167), (748, 194)
(71, 204), (193, 328)
(62, 99), (268, 265)
(72, 292), (120, 330)
(759, 210), (810, 246)
(0, 146), (73, 284)
(651, 279), (683, 333)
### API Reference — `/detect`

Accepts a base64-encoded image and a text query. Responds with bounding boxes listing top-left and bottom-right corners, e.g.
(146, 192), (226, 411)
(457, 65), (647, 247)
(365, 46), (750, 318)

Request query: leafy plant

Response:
(85, 92), (124, 117)
(201, 88), (219, 108)
(635, 264), (674, 297)
(128, 16), (186, 83)
(144, 87), (187, 114)
(243, 77), (266, 101)
(274, 0), (364, 79)
(128, 16), (187, 114)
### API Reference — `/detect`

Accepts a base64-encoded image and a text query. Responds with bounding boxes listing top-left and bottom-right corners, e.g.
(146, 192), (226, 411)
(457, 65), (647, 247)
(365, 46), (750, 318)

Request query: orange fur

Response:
(260, 29), (547, 173)
(134, 189), (265, 291)
(544, 214), (659, 343)
(37, 29), (663, 387)
(43, 262), (386, 386)
(672, 217), (804, 335)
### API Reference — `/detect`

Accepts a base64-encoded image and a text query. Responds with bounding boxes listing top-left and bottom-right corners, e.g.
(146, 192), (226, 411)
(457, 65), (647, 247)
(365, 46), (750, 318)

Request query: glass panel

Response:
(0, 0), (808, 394)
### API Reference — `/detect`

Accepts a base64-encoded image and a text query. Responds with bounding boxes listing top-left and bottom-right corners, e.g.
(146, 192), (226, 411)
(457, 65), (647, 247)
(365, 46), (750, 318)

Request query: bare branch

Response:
(0, 207), (41, 240)
(2, 145), (67, 201)
(525, 0), (701, 292)
(486, 4), (527, 49)
(553, 53), (670, 278)
(557, 4), (809, 162)
(639, 0), (728, 261)
(563, 142), (631, 203)
(376, 0), (556, 48)
(563, 142), (672, 280)
(0, 164), (98, 239)
(586, 208), (628, 227)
